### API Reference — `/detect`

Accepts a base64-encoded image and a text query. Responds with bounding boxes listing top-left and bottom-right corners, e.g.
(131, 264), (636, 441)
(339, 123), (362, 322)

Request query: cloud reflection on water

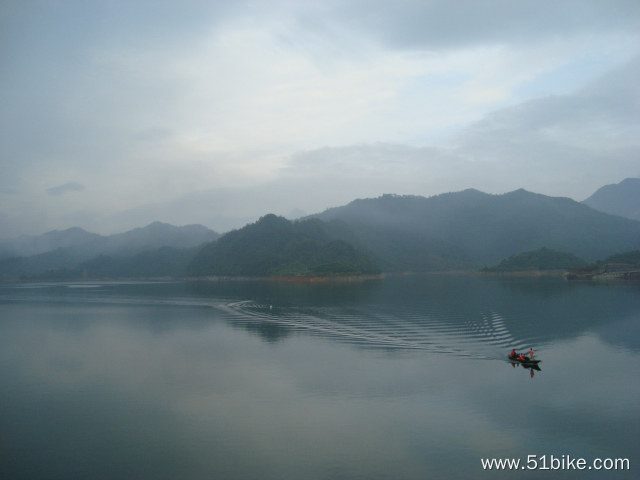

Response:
(0, 278), (639, 479)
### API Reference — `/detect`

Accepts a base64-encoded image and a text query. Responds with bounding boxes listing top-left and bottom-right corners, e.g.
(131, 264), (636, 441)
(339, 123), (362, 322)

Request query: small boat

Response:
(508, 353), (540, 365)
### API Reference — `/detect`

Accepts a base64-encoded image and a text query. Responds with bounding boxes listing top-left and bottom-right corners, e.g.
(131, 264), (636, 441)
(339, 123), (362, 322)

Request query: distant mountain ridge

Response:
(0, 222), (219, 279)
(98, 222), (218, 255)
(582, 178), (640, 221)
(312, 189), (640, 270)
(0, 221), (219, 259)
(3, 183), (640, 279)
(0, 227), (102, 258)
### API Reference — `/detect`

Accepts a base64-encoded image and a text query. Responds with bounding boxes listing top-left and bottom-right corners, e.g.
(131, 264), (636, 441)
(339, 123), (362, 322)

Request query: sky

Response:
(1, 0), (639, 237)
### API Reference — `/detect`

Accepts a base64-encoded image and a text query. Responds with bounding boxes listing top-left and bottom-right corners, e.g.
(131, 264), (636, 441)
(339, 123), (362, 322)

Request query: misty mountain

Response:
(312, 189), (640, 270)
(66, 247), (202, 280)
(0, 222), (218, 259)
(0, 227), (102, 258)
(0, 246), (203, 280)
(582, 178), (640, 221)
(188, 214), (380, 277)
(98, 221), (219, 255)
(0, 222), (219, 279)
(4, 186), (640, 279)
(603, 250), (640, 265)
(483, 247), (588, 272)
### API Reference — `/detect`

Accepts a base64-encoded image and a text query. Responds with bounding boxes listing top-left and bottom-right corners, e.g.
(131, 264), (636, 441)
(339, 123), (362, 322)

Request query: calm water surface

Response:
(1, 275), (638, 479)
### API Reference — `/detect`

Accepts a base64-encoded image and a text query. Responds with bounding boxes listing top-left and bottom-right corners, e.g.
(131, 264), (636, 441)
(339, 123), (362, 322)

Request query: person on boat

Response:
(529, 347), (535, 358)
(510, 348), (517, 359)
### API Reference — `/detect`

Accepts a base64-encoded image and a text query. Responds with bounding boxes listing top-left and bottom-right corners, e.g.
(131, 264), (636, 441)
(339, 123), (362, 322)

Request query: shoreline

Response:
(476, 269), (565, 277)
(186, 273), (386, 283)
(4, 268), (639, 284)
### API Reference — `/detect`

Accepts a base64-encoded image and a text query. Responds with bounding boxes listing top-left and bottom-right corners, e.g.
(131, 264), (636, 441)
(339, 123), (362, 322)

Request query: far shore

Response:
(5, 267), (639, 284)
(186, 273), (386, 283)
(476, 269), (566, 277)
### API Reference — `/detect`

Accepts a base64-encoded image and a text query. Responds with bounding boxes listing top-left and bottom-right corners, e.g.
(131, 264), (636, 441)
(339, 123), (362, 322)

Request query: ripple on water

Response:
(222, 300), (539, 360)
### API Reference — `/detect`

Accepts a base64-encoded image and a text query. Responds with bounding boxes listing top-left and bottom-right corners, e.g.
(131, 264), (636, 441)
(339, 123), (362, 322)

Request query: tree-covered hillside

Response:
(187, 214), (380, 277)
(3, 246), (201, 281)
(313, 189), (640, 270)
(483, 247), (587, 272)
(74, 247), (200, 278)
(4, 187), (640, 280)
(602, 250), (640, 265)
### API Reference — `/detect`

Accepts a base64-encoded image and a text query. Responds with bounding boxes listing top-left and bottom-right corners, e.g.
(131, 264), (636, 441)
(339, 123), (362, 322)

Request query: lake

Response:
(1, 275), (638, 479)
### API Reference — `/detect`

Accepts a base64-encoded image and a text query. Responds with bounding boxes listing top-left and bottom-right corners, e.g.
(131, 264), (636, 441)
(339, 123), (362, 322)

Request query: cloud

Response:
(329, 0), (640, 49)
(47, 182), (85, 196)
(452, 56), (640, 197)
(0, 1), (638, 236)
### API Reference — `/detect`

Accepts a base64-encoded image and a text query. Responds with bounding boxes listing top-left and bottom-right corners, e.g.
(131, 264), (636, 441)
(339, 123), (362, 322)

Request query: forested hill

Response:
(187, 214), (380, 277)
(4, 187), (640, 279)
(483, 247), (588, 272)
(312, 189), (640, 271)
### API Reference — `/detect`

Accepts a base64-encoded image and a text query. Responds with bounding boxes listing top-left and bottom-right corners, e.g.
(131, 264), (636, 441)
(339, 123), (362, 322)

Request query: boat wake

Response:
(221, 300), (531, 359)
(1, 282), (541, 360)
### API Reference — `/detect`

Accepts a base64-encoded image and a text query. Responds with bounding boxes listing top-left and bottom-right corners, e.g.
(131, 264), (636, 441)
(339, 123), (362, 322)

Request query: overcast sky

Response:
(2, 0), (639, 236)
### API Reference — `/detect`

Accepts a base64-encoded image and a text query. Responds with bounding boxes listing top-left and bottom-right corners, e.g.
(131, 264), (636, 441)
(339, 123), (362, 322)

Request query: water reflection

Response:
(5, 276), (639, 356)
(1, 277), (639, 479)
(199, 275), (640, 359)
(509, 360), (541, 378)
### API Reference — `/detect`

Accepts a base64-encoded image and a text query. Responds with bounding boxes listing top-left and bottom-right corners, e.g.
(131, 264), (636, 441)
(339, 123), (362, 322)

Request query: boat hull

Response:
(508, 355), (540, 365)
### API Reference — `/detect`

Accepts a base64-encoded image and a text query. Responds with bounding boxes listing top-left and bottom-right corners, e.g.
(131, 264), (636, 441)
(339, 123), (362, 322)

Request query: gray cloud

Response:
(328, 0), (640, 49)
(0, 0), (638, 236)
(47, 182), (85, 196)
(453, 56), (640, 197)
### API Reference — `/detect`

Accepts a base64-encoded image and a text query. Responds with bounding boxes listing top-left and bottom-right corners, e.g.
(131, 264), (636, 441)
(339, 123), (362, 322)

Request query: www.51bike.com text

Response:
(481, 454), (630, 471)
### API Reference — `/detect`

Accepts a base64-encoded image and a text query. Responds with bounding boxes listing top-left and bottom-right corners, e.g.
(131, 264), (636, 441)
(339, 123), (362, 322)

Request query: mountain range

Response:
(582, 177), (640, 221)
(1, 179), (639, 279)
(311, 187), (640, 271)
(0, 222), (219, 279)
(0, 221), (219, 259)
